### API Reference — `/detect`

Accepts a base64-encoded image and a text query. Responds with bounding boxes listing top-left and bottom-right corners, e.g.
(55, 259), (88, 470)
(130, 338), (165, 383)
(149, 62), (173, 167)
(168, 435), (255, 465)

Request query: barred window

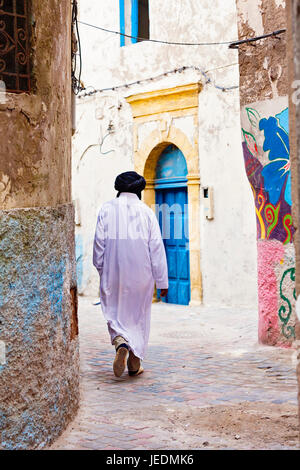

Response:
(0, 0), (31, 93)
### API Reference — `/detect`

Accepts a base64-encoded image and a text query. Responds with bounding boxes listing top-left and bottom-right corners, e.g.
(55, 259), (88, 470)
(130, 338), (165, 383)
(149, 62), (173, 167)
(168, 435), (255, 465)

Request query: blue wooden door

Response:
(155, 145), (190, 305)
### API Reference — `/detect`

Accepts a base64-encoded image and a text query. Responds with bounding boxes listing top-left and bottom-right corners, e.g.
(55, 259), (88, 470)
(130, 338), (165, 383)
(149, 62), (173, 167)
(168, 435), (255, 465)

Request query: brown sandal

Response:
(128, 366), (144, 376)
(113, 344), (129, 377)
(127, 350), (144, 376)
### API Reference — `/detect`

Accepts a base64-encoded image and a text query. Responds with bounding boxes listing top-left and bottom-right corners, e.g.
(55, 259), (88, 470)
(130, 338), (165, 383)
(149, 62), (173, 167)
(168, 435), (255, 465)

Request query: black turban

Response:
(114, 171), (146, 199)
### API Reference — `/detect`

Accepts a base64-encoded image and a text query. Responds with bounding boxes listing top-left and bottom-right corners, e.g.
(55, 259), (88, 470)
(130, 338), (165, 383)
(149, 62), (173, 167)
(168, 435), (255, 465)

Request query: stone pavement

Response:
(50, 297), (299, 450)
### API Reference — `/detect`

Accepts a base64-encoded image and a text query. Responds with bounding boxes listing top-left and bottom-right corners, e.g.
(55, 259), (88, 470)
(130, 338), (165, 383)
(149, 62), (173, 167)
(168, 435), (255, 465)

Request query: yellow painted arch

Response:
(127, 83), (203, 305)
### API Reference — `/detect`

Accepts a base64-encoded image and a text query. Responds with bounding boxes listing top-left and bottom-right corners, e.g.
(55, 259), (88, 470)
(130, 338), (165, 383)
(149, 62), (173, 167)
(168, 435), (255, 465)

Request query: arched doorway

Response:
(155, 144), (191, 305)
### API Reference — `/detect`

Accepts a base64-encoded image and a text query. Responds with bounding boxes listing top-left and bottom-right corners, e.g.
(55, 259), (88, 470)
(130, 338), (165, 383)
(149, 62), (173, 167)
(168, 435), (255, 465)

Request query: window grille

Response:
(0, 0), (31, 93)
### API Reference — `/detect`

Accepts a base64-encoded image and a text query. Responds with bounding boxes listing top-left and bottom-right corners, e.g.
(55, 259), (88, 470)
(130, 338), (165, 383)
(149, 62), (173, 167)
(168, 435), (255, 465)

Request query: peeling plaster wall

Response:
(236, 0), (296, 345)
(73, 0), (258, 308)
(0, 1), (79, 449)
(0, 205), (79, 449)
(286, 0), (300, 421)
(73, 95), (133, 295)
(197, 84), (257, 307)
(0, 0), (72, 209)
(238, 0), (264, 36)
(237, 0), (288, 106)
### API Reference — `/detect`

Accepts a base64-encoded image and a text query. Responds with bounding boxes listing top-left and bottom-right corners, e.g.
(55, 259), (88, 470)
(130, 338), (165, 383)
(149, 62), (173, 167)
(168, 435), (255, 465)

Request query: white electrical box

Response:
(203, 186), (214, 220)
(74, 198), (81, 226)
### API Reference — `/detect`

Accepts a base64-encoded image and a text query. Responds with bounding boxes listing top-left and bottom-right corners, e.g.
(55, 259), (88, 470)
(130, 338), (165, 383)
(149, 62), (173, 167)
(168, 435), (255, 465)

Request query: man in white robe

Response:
(93, 171), (168, 377)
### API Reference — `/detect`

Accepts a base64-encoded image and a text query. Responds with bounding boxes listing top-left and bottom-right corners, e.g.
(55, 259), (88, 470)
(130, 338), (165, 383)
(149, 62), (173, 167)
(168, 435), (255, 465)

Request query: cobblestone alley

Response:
(50, 297), (299, 450)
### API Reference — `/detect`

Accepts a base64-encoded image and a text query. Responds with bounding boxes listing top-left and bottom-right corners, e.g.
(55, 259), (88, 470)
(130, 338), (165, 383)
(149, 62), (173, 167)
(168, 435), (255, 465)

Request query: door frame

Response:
(126, 84), (202, 305)
(155, 183), (191, 305)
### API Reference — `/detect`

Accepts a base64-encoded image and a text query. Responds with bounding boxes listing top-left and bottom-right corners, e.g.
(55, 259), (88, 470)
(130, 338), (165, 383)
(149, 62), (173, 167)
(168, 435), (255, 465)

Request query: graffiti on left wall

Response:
(242, 106), (294, 244)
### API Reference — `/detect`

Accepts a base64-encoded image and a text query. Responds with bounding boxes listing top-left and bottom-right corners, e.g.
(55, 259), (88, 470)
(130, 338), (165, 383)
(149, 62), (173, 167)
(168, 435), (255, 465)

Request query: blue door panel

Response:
(178, 282), (190, 305)
(177, 249), (189, 280)
(169, 213), (175, 241)
(167, 280), (178, 304)
(166, 248), (177, 278)
(176, 189), (186, 208)
(165, 189), (175, 206)
(155, 186), (190, 306)
(178, 237), (187, 247)
(155, 145), (190, 306)
(183, 214), (189, 241)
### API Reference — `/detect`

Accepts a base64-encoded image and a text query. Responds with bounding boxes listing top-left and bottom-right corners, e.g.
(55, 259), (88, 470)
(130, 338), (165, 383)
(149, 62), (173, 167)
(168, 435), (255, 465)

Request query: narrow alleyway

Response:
(50, 298), (299, 450)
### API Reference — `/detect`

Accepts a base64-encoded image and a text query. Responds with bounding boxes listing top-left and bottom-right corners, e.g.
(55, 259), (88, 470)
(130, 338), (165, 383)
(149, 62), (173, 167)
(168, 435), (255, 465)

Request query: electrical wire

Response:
(204, 62), (239, 73)
(76, 19), (285, 97)
(78, 64), (239, 99)
(76, 121), (133, 167)
(78, 20), (233, 45)
(78, 20), (285, 47)
(72, 1), (84, 95)
(229, 29), (285, 49)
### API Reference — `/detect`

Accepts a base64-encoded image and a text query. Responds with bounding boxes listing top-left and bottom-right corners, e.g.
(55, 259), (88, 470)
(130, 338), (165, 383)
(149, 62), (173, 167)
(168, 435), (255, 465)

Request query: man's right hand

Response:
(160, 289), (168, 298)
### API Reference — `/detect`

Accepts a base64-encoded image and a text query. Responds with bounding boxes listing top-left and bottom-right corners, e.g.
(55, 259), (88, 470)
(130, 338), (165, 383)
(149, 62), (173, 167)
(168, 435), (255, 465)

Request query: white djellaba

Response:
(93, 191), (168, 360)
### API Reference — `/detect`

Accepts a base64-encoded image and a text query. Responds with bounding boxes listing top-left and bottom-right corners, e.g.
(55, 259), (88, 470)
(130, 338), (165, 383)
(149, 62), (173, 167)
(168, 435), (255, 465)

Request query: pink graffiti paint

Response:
(257, 240), (284, 345)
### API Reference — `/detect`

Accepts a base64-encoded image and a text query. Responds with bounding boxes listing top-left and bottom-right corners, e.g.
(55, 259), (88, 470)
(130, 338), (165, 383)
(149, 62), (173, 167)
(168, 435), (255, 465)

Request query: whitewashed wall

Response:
(73, 0), (258, 308)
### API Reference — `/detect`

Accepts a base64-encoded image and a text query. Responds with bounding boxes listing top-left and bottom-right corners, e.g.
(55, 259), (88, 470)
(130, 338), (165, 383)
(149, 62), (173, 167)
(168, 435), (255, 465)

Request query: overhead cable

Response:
(78, 65), (239, 99)
(78, 20), (286, 48)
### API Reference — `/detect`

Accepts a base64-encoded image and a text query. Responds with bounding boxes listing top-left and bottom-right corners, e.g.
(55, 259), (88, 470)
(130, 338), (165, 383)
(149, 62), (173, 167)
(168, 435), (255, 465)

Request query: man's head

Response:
(114, 171), (146, 200)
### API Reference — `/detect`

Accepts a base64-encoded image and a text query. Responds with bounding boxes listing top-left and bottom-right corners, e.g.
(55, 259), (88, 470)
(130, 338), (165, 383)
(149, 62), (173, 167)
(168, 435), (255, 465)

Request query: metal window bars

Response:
(0, 0), (31, 93)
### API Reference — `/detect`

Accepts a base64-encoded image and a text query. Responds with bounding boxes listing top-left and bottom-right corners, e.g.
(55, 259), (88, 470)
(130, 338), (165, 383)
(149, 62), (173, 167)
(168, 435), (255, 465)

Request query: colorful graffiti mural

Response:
(242, 105), (296, 343)
(278, 268), (296, 339)
(242, 106), (294, 245)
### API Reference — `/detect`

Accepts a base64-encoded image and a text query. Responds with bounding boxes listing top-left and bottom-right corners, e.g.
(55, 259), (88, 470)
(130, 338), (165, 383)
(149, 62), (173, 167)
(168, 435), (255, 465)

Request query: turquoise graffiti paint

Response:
(259, 108), (291, 206)
(75, 234), (84, 291)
